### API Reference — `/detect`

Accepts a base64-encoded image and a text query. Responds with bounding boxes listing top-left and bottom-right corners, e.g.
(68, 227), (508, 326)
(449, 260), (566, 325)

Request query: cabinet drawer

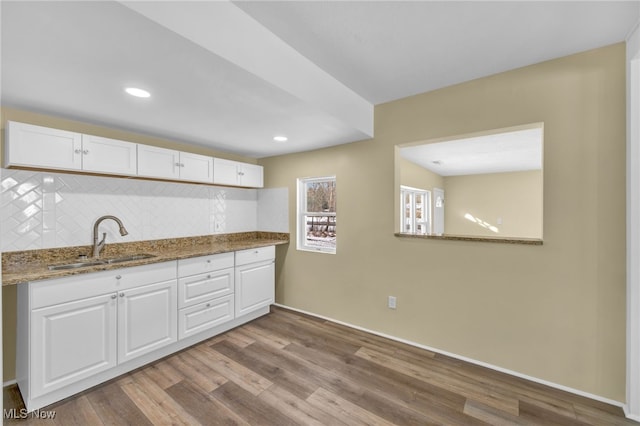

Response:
(178, 295), (234, 340)
(178, 252), (234, 277)
(178, 268), (234, 308)
(31, 261), (177, 309)
(235, 246), (275, 266)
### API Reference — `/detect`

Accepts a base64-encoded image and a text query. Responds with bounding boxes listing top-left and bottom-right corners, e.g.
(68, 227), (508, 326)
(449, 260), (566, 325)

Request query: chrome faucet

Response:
(92, 215), (129, 258)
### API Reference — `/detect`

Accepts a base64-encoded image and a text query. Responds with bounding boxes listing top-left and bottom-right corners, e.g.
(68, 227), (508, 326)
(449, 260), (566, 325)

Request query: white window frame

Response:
(297, 176), (336, 254)
(400, 185), (431, 235)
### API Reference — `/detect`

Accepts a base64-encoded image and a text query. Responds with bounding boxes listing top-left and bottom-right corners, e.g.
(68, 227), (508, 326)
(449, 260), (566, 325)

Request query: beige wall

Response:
(399, 156), (444, 191)
(260, 43), (626, 401)
(444, 170), (543, 238)
(0, 107), (258, 381)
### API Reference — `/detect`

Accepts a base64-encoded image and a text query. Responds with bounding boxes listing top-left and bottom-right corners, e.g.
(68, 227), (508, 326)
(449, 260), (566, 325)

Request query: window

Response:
(297, 176), (336, 253)
(400, 185), (431, 235)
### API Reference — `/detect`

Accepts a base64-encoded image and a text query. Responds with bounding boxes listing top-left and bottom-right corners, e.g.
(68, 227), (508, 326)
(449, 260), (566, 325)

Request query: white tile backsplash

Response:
(258, 188), (289, 232)
(0, 169), (287, 252)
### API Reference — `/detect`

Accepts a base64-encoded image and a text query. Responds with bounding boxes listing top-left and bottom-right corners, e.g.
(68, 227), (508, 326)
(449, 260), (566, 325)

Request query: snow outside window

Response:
(297, 176), (336, 254)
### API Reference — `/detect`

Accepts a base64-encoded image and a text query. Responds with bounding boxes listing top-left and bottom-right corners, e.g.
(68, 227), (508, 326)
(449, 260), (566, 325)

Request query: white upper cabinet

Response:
(5, 121), (83, 171)
(179, 151), (214, 183)
(5, 121), (263, 188)
(137, 145), (180, 180)
(5, 121), (137, 175)
(213, 157), (263, 188)
(137, 145), (213, 183)
(81, 135), (137, 176)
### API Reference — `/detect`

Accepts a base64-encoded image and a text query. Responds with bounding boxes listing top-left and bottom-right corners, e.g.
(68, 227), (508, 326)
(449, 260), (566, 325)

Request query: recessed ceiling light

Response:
(125, 87), (151, 98)
(273, 136), (288, 142)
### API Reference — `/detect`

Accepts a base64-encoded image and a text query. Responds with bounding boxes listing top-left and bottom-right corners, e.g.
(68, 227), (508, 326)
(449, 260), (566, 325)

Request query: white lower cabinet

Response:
(235, 246), (275, 317)
(17, 261), (177, 411)
(17, 245), (276, 412)
(177, 253), (235, 340)
(30, 293), (117, 398)
(117, 280), (177, 363)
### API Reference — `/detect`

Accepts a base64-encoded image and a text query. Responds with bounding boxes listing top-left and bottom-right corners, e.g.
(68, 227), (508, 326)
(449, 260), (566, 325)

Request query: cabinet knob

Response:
(83, 149), (89, 155)
(207, 274), (212, 279)
(119, 292), (125, 297)
(115, 275), (122, 280)
(206, 260), (211, 263)
(74, 149), (82, 154)
(110, 294), (117, 299)
(206, 303), (211, 308)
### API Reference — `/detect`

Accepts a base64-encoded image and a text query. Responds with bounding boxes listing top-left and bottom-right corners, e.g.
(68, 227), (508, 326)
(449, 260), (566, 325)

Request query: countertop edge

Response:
(394, 232), (543, 245)
(2, 233), (289, 286)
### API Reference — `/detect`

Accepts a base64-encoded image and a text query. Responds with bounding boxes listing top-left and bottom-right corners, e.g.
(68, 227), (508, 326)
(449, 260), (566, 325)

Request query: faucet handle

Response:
(99, 232), (107, 245)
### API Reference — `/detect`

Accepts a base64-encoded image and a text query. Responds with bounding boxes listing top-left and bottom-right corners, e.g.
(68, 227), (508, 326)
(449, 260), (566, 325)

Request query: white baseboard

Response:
(3, 379), (17, 387)
(624, 405), (640, 422)
(274, 303), (627, 412)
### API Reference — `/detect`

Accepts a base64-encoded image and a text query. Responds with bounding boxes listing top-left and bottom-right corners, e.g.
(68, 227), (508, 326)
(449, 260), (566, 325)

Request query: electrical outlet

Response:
(388, 296), (397, 309)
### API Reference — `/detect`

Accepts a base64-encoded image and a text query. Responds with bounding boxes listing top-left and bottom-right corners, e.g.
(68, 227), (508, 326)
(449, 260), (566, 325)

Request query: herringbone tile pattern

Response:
(0, 169), (261, 251)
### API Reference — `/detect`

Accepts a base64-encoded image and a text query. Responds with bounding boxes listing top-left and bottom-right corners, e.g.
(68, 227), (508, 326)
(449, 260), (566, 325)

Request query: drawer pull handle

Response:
(110, 294), (117, 299)
(115, 275), (122, 280)
(119, 292), (125, 297)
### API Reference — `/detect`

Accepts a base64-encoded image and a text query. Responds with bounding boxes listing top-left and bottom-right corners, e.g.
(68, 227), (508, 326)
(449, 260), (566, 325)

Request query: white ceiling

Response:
(1, 1), (638, 159)
(400, 126), (543, 176)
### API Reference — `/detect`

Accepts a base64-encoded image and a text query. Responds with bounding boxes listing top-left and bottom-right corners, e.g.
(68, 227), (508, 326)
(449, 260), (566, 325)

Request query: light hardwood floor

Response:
(3, 306), (638, 425)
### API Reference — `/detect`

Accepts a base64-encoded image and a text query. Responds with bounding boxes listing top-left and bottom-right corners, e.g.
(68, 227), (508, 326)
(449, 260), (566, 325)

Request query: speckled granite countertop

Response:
(394, 233), (543, 245)
(2, 232), (289, 286)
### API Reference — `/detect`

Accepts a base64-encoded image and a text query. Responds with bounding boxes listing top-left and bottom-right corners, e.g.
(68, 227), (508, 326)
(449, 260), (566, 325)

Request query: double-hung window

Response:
(401, 185), (431, 235)
(297, 176), (336, 254)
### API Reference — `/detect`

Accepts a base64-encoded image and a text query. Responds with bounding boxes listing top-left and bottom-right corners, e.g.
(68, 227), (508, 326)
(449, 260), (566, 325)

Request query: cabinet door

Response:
(239, 163), (264, 188)
(118, 280), (177, 364)
(235, 260), (275, 317)
(81, 135), (137, 176)
(5, 121), (82, 170)
(31, 293), (117, 398)
(179, 152), (213, 183)
(213, 158), (239, 186)
(137, 145), (180, 180)
(178, 295), (234, 340)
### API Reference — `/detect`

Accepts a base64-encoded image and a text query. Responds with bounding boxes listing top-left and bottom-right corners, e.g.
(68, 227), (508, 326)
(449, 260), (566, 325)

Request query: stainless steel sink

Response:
(104, 253), (156, 264)
(48, 260), (107, 270)
(48, 254), (156, 271)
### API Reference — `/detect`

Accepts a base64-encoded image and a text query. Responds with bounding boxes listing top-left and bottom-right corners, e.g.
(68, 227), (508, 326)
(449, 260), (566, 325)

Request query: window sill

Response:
(394, 232), (543, 246)
(296, 246), (336, 254)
